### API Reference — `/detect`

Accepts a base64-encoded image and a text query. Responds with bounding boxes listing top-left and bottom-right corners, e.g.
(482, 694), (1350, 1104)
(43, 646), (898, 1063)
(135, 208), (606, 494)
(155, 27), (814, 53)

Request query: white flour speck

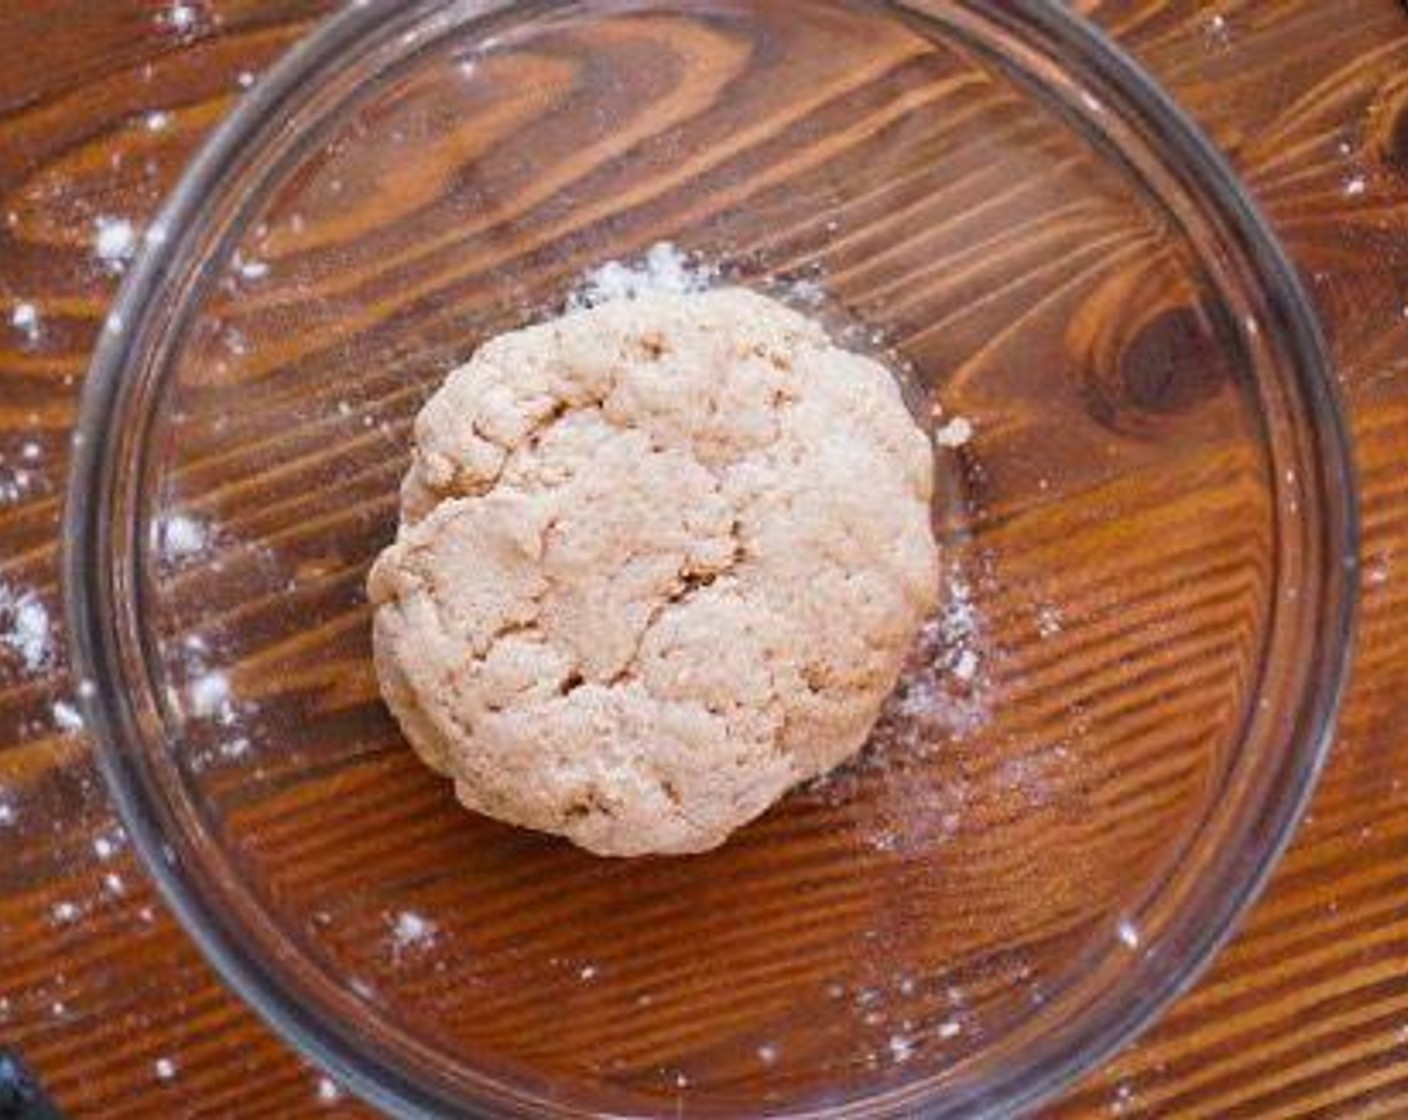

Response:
(11, 302), (40, 343)
(568, 242), (715, 310)
(578, 963), (599, 981)
(162, 514), (208, 559)
(935, 416), (974, 449)
(235, 256), (270, 281)
(237, 71), (256, 89)
(53, 700), (84, 733)
(190, 672), (230, 718)
(390, 910), (437, 958)
(154, 1057), (177, 1081)
(349, 977), (376, 1000)
(0, 466), (36, 505)
(880, 565), (990, 742)
(52, 901), (80, 924)
(888, 1035), (914, 1063)
(786, 277), (827, 307)
(95, 216), (138, 270)
(938, 1019), (962, 1040)
(0, 802), (15, 826)
(145, 110), (172, 132)
(952, 648), (979, 683)
(1117, 919), (1141, 949)
(0, 582), (53, 673)
(103, 872), (126, 896)
(93, 835), (117, 860)
(1036, 604), (1064, 639)
(316, 1077), (341, 1104)
(757, 1043), (779, 1065)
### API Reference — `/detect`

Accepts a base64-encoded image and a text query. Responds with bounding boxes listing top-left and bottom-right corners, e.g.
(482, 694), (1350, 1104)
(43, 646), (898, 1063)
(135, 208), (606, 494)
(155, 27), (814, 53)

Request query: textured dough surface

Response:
(369, 288), (938, 856)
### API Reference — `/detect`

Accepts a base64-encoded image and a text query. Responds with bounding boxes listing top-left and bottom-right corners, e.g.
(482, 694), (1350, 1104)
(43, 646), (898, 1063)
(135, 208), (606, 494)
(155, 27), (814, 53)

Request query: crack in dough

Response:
(369, 288), (939, 856)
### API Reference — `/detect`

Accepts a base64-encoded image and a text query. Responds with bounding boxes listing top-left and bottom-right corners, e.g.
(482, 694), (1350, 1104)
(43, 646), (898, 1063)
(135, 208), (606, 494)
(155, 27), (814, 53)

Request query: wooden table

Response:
(1, 1), (1406, 1115)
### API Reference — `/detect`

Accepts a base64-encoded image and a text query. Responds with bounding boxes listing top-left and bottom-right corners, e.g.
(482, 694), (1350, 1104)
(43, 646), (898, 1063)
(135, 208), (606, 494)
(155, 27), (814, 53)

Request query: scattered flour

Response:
(161, 513), (208, 560)
(0, 466), (38, 505)
(161, 2), (205, 36)
(756, 1044), (779, 1066)
(1036, 604), (1064, 639)
(390, 910), (437, 957)
(145, 110), (172, 133)
(53, 700), (84, 733)
(935, 416), (974, 449)
(887, 1035), (915, 1063)
(1204, 11), (1231, 46)
(882, 565), (991, 742)
(94, 216), (138, 271)
(1116, 919), (1141, 949)
(786, 277), (827, 307)
(566, 242), (715, 310)
(153, 1057), (178, 1082)
(0, 801), (15, 826)
(235, 255), (270, 281)
(52, 901), (80, 924)
(189, 671), (231, 718)
(316, 1077), (341, 1104)
(0, 581), (53, 673)
(11, 302), (40, 343)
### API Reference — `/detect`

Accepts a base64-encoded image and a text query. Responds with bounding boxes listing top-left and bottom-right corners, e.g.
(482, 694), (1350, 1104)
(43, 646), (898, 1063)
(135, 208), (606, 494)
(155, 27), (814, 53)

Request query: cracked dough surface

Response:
(368, 288), (938, 856)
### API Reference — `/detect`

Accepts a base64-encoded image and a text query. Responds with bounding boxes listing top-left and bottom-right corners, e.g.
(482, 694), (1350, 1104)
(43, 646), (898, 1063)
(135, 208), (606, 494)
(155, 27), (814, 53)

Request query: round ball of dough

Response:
(368, 288), (938, 856)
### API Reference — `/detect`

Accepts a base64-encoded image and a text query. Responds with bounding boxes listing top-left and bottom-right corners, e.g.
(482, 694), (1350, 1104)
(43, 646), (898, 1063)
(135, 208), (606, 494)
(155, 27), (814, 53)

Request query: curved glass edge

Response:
(63, 0), (1358, 1117)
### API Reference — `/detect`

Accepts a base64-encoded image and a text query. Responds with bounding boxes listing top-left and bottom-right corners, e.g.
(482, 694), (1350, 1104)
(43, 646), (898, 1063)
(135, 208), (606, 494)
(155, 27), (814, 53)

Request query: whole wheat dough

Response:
(368, 288), (938, 856)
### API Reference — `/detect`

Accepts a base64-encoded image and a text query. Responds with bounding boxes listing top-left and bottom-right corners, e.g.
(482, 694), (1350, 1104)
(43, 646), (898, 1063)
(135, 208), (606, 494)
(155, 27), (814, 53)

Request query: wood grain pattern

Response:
(0, 0), (1404, 1116)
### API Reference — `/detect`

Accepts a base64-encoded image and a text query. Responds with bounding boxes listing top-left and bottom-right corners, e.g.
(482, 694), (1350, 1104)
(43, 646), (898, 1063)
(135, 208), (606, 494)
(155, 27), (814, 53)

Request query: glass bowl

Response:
(65, 0), (1357, 1116)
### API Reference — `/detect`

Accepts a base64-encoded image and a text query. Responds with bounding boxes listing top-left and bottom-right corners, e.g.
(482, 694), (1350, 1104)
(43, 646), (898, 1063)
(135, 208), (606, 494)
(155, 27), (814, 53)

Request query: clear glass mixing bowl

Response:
(66, 1), (1357, 1116)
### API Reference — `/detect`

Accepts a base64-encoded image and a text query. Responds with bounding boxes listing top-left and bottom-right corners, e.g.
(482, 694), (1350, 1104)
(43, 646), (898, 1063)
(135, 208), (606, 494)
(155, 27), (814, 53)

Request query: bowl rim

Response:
(64, 1), (1359, 1116)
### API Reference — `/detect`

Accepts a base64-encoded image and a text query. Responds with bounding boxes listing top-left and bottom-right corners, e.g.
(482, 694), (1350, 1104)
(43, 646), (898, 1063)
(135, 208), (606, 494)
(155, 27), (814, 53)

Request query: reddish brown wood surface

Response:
(1, 1), (1407, 1116)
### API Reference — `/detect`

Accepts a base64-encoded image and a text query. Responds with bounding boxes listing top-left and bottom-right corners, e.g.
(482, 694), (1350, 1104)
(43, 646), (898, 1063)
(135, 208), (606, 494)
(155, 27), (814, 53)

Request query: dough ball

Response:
(369, 288), (938, 856)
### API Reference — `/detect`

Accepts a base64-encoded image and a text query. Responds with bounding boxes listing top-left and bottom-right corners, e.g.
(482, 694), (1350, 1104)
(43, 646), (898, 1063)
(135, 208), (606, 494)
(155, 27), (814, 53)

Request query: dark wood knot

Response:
(1066, 254), (1232, 436)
